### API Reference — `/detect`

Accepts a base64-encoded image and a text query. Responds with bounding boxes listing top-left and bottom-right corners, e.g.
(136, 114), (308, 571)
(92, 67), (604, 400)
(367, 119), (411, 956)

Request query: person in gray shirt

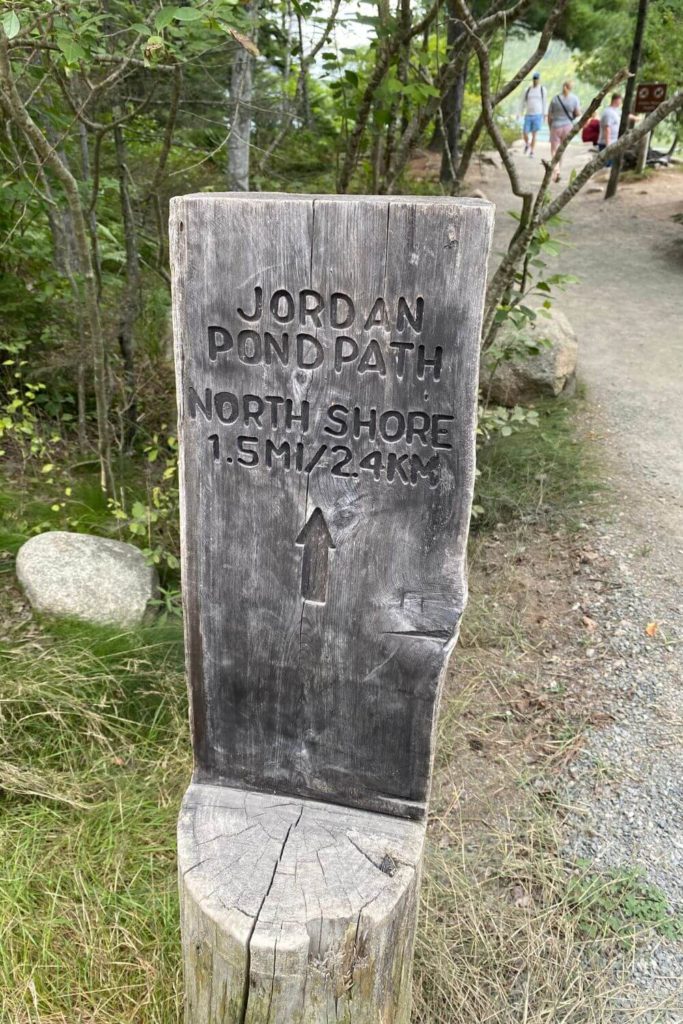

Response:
(548, 81), (581, 182)
(598, 93), (623, 166)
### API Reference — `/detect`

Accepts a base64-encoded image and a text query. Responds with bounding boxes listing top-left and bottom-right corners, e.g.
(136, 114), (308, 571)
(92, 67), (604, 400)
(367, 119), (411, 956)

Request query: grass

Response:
(474, 394), (602, 532)
(413, 813), (683, 1023)
(0, 615), (189, 1023)
(0, 395), (657, 1023)
(413, 815), (622, 1024)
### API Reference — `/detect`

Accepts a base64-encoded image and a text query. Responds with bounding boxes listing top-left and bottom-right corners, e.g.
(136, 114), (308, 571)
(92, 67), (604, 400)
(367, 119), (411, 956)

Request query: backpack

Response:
(582, 118), (600, 144)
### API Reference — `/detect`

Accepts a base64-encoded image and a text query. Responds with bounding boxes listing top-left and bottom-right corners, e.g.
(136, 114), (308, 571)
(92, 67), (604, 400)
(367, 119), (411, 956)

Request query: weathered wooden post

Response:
(171, 193), (493, 1023)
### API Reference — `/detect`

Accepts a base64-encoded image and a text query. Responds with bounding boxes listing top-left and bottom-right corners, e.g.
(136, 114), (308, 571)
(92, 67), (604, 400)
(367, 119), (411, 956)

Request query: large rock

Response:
(480, 306), (578, 406)
(16, 531), (158, 627)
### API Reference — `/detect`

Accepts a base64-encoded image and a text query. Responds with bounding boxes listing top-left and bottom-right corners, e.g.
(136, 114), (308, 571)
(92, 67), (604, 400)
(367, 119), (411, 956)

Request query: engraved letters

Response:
(192, 288), (452, 489)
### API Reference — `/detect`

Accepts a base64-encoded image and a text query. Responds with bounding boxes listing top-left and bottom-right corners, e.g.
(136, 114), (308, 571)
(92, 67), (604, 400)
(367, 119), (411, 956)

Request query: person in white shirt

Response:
(521, 71), (547, 158)
(598, 93), (623, 166)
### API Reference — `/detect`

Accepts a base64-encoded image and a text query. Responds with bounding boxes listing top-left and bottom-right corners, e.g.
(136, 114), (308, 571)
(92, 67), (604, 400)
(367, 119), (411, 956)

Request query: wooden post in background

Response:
(171, 193), (493, 1022)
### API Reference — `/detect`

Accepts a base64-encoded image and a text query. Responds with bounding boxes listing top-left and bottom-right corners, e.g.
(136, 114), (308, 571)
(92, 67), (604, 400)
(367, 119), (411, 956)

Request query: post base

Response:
(178, 783), (426, 1023)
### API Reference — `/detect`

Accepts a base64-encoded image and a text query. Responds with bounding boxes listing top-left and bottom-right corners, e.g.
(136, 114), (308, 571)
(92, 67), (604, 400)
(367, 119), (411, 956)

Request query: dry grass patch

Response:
(412, 515), (631, 1023)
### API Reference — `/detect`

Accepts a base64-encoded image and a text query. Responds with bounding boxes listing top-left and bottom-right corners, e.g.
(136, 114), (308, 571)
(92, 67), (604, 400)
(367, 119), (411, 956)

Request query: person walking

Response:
(521, 71), (547, 158)
(548, 80), (581, 182)
(598, 93), (623, 166)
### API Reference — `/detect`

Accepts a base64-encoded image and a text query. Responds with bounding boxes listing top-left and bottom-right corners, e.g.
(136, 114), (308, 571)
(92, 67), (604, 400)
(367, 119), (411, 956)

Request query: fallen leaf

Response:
(645, 622), (658, 637)
(582, 615), (597, 632)
(226, 26), (260, 56)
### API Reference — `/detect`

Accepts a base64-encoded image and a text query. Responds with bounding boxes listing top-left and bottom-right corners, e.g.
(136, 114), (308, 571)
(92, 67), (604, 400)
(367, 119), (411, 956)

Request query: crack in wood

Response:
(239, 804), (304, 1024)
(382, 628), (451, 642)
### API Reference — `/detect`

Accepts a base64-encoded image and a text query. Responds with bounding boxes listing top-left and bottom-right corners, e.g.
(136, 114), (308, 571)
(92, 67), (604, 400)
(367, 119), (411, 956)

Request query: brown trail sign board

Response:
(634, 82), (667, 114)
(171, 194), (492, 820)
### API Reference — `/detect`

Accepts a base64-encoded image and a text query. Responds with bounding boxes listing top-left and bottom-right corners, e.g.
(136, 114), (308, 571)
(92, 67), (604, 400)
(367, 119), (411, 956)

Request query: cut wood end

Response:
(179, 782), (426, 1023)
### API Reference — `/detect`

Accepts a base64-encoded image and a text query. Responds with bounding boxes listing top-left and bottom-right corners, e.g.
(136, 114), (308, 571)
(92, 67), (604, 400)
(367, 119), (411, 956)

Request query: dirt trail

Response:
(483, 141), (683, 576)
(470, 140), (683, 1017)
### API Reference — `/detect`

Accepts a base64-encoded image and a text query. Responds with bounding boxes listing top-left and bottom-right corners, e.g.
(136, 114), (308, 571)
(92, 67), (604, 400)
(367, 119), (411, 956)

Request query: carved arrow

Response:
(295, 507), (335, 604)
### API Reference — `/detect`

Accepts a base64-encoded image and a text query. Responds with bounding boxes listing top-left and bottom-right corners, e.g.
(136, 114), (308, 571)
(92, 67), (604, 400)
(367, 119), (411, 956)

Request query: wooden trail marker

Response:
(171, 193), (493, 1023)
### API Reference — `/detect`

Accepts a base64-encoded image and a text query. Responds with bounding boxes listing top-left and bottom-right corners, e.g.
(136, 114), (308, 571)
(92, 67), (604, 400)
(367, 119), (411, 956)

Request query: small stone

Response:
(16, 530), (158, 627)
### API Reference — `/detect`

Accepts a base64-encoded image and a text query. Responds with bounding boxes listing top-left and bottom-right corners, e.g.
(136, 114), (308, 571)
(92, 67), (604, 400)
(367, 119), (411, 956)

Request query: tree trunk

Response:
(381, 0), (412, 189)
(440, 4), (467, 183)
(605, 0), (649, 198)
(227, 6), (255, 192)
(296, 12), (311, 128)
(114, 117), (140, 448)
(77, 120), (103, 299)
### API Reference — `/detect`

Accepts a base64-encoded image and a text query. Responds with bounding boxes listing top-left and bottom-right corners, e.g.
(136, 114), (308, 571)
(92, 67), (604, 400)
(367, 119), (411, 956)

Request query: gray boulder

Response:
(16, 531), (158, 627)
(480, 307), (578, 407)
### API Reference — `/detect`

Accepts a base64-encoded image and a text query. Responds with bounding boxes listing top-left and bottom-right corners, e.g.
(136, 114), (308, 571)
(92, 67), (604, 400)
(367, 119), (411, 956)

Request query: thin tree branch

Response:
(256, 0), (342, 175)
(455, 0), (532, 208)
(454, 0), (567, 190)
(337, 0), (441, 191)
(51, 58), (158, 133)
(145, 65), (182, 200)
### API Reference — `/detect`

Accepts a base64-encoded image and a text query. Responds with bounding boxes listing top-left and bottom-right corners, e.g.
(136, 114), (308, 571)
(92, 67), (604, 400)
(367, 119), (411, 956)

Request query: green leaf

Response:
(130, 22), (150, 33)
(2, 11), (20, 39)
(57, 33), (87, 63)
(131, 501), (147, 519)
(97, 224), (119, 244)
(155, 8), (179, 29)
(173, 7), (204, 20)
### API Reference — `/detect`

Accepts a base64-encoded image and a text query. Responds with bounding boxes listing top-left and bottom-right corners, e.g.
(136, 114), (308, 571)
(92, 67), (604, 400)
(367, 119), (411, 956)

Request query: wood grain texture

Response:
(171, 193), (493, 818)
(179, 782), (426, 1024)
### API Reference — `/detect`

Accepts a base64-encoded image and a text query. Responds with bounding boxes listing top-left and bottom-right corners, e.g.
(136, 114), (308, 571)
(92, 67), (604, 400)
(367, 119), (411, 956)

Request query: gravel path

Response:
(478, 141), (683, 1020)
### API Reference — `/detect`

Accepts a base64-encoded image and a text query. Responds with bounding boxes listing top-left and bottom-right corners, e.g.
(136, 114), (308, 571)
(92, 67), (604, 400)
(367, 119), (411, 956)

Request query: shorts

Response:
(549, 123), (572, 148)
(524, 113), (543, 134)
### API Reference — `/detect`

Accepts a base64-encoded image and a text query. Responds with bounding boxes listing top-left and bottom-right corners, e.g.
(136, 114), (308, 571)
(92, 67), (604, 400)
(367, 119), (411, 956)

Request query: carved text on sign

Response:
(189, 288), (450, 488)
